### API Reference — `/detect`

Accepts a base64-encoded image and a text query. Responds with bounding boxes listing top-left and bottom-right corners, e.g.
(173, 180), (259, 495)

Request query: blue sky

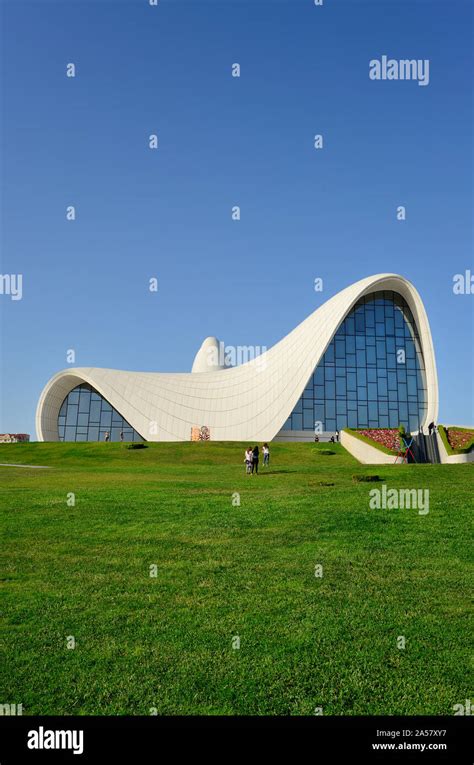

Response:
(1, 0), (473, 436)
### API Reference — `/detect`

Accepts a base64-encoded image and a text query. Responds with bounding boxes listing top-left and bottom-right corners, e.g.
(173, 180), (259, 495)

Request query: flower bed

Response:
(446, 428), (474, 450)
(438, 426), (474, 455)
(344, 428), (402, 455)
(358, 429), (401, 453)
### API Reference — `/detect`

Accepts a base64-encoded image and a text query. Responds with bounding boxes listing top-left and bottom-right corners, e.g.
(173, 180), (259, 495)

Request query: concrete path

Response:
(0, 463), (51, 469)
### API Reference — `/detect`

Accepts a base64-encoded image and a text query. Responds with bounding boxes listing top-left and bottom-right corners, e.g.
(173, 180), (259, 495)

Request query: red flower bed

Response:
(446, 428), (474, 450)
(358, 428), (401, 453)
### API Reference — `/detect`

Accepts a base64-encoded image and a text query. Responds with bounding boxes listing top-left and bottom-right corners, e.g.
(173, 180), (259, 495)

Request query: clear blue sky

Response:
(1, 0), (473, 437)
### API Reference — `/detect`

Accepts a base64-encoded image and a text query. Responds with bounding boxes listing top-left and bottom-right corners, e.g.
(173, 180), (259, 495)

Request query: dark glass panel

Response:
(348, 411), (357, 427)
(314, 367), (324, 385)
(368, 383), (378, 400)
(78, 390), (91, 413)
(89, 401), (101, 423)
(66, 406), (78, 427)
(100, 411), (112, 428)
(347, 373), (357, 391)
(292, 413), (302, 430)
(366, 346), (376, 365)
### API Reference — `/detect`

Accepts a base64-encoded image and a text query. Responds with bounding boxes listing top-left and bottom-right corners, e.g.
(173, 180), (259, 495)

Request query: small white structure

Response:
(36, 274), (439, 442)
(191, 336), (230, 374)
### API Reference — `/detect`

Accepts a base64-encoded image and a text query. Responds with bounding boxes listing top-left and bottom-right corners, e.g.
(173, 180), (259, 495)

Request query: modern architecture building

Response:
(36, 274), (438, 442)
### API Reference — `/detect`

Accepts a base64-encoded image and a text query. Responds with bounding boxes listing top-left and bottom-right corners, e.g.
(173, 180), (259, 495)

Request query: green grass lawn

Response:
(1, 441), (472, 715)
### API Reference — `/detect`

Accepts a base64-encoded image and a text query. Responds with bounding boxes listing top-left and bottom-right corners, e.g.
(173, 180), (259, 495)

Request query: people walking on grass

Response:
(120, 431), (124, 442)
(252, 445), (259, 474)
(262, 443), (270, 467)
(104, 431), (110, 442)
(245, 447), (253, 474)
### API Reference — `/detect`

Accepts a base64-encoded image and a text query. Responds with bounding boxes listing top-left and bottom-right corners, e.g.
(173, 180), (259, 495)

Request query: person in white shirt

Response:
(262, 443), (270, 467)
(244, 447), (253, 474)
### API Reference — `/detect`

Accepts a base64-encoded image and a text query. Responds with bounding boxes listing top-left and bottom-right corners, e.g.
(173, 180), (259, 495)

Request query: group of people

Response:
(104, 431), (124, 442)
(314, 430), (339, 443)
(244, 443), (270, 474)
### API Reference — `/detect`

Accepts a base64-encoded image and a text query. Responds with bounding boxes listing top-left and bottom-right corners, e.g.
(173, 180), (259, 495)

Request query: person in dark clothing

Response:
(252, 445), (259, 474)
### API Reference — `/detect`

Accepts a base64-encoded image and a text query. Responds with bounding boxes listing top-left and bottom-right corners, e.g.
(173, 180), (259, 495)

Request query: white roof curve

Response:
(36, 274), (438, 442)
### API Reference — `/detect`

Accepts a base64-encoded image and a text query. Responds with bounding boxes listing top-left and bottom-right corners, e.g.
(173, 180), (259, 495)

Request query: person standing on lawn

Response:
(252, 445), (259, 474)
(245, 447), (253, 474)
(262, 443), (270, 467)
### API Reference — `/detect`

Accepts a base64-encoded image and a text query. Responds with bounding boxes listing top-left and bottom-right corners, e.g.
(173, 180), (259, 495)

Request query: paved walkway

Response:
(0, 463), (51, 469)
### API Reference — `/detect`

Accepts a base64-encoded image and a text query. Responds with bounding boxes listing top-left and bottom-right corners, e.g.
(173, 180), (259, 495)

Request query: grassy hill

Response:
(1, 441), (472, 715)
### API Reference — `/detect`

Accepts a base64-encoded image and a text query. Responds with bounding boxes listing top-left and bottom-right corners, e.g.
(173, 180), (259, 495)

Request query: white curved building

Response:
(36, 274), (438, 442)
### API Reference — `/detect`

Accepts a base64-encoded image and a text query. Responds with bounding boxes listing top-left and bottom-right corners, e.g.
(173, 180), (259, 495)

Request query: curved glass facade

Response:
(58, 383), (144, 442)
(281, 291), (427, 433)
